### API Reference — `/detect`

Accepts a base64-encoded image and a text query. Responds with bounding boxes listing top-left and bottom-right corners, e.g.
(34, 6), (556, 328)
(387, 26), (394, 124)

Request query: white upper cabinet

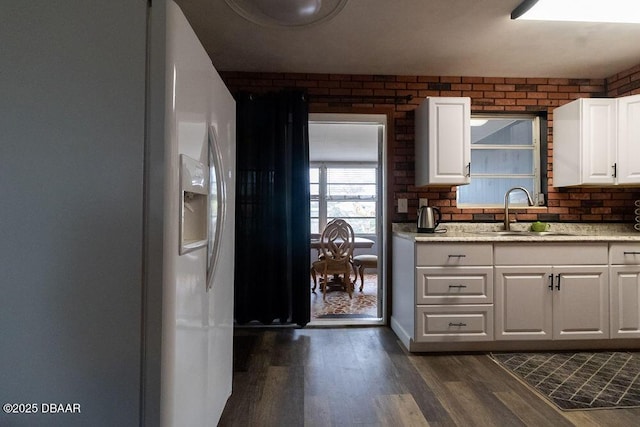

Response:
(553, 95), (640, 187)
(553, 98), (617, 187)
(415, 97), (471, 186)
(617, 94), (640, 184)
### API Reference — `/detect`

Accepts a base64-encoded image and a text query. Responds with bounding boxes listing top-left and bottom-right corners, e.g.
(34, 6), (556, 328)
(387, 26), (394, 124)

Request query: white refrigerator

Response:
(162, 2), (236, 425)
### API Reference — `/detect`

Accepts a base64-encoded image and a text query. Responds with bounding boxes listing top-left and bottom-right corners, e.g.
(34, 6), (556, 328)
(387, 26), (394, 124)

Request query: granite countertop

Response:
(393, 222), (640, 243)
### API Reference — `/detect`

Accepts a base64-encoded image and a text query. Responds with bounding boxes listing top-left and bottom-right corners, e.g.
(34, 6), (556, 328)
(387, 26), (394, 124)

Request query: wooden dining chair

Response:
(310, 219), (355, 300)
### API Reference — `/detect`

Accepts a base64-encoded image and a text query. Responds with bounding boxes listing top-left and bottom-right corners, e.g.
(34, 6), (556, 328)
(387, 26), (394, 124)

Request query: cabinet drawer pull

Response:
(449, 322), (467, 327)
(623, 251), (640, 255)
(448, 254), (466, 258)
(448, 284), (468, 289)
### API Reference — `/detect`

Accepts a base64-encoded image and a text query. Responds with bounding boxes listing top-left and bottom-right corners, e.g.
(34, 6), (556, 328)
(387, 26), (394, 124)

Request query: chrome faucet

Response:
(504, 187), (534, 231)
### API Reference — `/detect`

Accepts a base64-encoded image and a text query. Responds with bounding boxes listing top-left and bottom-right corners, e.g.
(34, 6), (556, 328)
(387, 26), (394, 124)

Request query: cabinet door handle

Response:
(448, 254), (466, 258)
(449, 322), (467, 327)
(448, 284), (468, 289)
(548, 274), (554, 290)
(555, 274), (561, 290)
(612, 163), (617, 178)
(466, 162), (471, 177)
(623, 251), (640, 255)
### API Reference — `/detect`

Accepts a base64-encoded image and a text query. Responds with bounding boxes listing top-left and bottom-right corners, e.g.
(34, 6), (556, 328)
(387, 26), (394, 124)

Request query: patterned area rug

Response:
(311, 274), (378, 319)
(491, 351), (640, 411)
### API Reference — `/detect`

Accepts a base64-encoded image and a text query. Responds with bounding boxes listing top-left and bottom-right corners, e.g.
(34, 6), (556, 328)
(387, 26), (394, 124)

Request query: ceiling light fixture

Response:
(511, 0), (640, 23)
(470, 119), (488, 127)
(225, 0), (349, 28)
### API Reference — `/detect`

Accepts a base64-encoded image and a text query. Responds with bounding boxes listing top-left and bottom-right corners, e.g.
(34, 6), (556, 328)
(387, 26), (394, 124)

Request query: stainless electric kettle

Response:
(417, 206), (441, 233)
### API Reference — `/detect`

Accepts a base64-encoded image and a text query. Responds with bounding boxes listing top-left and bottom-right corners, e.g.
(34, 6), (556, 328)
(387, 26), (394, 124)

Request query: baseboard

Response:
(400, 338), (640, 353)
(390, 316), (412, 350)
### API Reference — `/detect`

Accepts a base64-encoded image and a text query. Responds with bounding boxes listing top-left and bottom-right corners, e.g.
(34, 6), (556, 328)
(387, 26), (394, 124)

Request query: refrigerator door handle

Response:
(206, 126), (227, 290)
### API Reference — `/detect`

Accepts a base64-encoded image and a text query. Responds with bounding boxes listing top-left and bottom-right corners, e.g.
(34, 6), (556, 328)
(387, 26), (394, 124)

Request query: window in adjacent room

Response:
(457, 114), (545, 208)
(310, 164), (377, 234)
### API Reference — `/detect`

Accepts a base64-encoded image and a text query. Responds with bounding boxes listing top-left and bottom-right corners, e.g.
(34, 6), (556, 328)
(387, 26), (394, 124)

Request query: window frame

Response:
(310, 162), (378, 235)
(457, 114), (545, 209)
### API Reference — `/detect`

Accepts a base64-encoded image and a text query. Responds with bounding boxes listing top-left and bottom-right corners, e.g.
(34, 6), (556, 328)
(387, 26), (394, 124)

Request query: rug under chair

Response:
(310, 273), (379, 319)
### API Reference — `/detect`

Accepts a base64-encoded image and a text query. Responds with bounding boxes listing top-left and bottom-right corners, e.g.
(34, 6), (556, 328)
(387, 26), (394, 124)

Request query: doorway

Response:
(308, 113), (387, 326)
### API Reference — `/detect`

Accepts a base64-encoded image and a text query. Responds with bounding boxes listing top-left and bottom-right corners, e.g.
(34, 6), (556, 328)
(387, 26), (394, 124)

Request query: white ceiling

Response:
(176, 0), (640, 79)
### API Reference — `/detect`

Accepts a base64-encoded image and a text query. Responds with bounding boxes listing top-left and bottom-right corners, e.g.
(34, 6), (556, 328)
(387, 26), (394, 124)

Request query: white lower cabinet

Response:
(495, 265), (609, 340)
(391, 237), (640, 352)
(416, 305), (493, 341)
(609, 266), (640, 338)
(609, 243), (640, 338)
(413, 243), (494, 342)
(494, 243), (609, 341)
(552, 266), (609, 339)
(415, 266), (494, 341)
(495, 267), (552, 340)
(391, 237), (495, 346)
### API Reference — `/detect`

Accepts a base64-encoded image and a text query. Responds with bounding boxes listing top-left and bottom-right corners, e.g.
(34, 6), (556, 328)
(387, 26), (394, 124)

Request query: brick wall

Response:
(607, 64), (640, 97)
(221, 70), (640, 224)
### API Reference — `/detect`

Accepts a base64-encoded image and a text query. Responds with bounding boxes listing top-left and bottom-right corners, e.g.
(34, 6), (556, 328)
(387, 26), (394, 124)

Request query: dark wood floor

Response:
(218, 327), (640, 426)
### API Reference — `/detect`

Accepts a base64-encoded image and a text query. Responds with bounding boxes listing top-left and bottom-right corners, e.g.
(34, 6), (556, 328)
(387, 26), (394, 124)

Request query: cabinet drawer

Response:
(610, 243), (640, 265)
(416, 267), (493, 304)
(416, 243), (492, 266)
(415, 305), (493, 342)
(494, 243), (607, 265)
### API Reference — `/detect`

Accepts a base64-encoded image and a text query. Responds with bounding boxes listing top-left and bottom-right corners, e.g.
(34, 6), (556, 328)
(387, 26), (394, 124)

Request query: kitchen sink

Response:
(473, 231), (576, 236)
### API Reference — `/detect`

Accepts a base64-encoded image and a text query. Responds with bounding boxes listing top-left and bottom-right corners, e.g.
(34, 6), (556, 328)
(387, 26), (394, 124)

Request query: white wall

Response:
(1, 1), (150, 426)
(161, 3), (236, 426)
(1, 2), (234, 426)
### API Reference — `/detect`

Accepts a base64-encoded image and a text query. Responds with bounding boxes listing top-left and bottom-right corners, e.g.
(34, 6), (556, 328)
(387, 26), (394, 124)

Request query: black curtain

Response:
(234, 90), (310, 326)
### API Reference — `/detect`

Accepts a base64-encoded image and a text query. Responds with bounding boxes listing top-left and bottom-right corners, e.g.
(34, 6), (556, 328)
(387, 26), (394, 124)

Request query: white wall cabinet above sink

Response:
(553, 94), (640, 187)
(415, 97), (471, 186)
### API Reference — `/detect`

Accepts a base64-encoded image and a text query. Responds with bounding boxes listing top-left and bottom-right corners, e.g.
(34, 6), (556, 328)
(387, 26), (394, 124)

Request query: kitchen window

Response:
(310, 164), (377, 234)
(457, 115), (545, 207)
